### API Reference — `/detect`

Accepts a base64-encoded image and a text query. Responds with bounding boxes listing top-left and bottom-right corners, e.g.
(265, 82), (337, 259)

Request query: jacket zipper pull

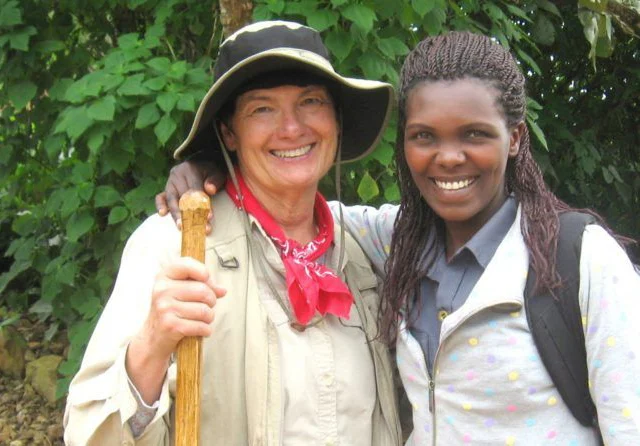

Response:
(429, 379), (435, 413)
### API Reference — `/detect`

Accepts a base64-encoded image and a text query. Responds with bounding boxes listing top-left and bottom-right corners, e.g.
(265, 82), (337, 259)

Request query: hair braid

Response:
(379, 31), (630, 343)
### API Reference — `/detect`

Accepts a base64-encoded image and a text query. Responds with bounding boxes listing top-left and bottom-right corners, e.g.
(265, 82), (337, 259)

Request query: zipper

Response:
(428, 378), (435, 413)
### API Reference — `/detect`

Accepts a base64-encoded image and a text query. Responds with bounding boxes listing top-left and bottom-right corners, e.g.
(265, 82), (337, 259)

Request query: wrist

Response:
(126, 336), (171, 404)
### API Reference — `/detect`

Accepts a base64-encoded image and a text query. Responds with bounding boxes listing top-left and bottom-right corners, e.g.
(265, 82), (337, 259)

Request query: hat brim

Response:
(173, 48), (394, 163)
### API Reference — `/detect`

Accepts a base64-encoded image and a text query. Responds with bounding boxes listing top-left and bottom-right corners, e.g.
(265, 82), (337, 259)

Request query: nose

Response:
(276, 106), (305, 138)
(434, 143), (466, 168)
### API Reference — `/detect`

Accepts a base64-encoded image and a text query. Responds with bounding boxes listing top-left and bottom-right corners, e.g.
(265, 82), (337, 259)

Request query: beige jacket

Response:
(64, 192), (402, 445)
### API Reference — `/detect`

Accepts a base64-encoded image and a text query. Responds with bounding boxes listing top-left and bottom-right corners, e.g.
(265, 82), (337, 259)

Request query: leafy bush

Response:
(0, 0), (637, 398)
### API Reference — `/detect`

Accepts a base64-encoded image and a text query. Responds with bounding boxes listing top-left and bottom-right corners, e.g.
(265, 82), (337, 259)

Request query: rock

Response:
(46, 424), (63, 441)
(25, 355), (62, 404)
(0, 326), (27, 378)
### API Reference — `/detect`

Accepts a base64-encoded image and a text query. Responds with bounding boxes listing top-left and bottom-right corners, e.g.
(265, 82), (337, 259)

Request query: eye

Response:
(408, 130), (435, 143)
(248, 105), (273, 115)
(465, 129), (491, 139)
(299, 95), (331, 110)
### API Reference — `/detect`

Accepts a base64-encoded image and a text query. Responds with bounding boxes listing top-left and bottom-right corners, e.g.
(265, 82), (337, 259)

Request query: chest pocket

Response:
(345, 261), (381, 339)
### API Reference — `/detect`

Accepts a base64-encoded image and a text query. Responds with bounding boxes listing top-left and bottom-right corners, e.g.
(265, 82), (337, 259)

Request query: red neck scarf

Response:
(226, 170), (353, 325)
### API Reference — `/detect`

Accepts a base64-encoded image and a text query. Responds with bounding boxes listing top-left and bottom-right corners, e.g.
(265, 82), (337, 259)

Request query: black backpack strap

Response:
(525, 212), (601, 438)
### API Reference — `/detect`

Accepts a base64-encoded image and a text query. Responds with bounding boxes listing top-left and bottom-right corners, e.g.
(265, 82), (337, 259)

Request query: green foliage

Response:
(0, 0), (637, 400)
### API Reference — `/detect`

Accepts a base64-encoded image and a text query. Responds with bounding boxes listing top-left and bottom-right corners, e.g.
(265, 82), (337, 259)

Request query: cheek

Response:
(404, 144), (429, 174)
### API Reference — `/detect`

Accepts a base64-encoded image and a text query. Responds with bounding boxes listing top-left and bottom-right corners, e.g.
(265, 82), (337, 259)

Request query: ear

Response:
(508, 121), (526, 157)
(220, 122), (237, 152)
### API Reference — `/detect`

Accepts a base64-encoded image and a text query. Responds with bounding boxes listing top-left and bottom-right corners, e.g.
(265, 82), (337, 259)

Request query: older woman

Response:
(63, 21), (401, 445)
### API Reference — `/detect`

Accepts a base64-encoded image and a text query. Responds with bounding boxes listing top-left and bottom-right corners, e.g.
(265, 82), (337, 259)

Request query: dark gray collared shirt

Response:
(409, 197), (518, 375)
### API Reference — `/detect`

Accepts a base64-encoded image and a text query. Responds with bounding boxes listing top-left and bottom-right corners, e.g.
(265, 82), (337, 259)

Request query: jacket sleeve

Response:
(328, 201), (398, 277)
(63, 215), (181, 445)
(579, 224), (640, 442)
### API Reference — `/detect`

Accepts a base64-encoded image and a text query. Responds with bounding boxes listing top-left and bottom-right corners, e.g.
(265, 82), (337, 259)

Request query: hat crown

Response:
(214, 21), (331, 80)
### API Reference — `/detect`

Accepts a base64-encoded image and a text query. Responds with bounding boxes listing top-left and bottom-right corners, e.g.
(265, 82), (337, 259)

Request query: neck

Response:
(244, 178), (318, 245)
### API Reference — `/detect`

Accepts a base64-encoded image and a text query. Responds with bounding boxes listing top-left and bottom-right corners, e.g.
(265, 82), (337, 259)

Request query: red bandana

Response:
(226, 170), (353, 325)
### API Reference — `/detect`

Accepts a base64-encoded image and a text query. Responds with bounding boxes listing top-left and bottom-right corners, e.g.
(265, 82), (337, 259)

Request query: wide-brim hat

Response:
(173, 20), (394, 163)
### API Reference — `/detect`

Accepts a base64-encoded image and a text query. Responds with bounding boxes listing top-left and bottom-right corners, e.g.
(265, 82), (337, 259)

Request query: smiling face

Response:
(221, 84), (338, 201)
(403, 77), (524, 241)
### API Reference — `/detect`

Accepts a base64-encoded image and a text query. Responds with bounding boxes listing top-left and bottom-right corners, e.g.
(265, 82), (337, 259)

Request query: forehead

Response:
(237, 84), (330, 101)
(406, 78), (504, 121)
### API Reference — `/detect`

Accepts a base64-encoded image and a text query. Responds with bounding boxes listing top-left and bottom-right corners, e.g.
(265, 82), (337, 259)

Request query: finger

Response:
(185, 164), (206, 191)
(204, 179), (218, 196)
(155, 192), (168, 216)
(165, 183), (182, 224)
(174, 280), (218, 307)
(162, 257), (210, 283)
(174, 301), (216, 325)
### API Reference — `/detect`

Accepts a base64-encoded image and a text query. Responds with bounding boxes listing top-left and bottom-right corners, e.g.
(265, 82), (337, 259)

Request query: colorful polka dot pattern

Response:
(338, 205), (640, 444)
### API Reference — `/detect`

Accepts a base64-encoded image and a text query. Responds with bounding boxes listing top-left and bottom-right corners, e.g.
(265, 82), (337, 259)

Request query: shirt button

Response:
(438, 310), (449, 321)
(325, 439), (336, 446)
(322, 373), (334, 386)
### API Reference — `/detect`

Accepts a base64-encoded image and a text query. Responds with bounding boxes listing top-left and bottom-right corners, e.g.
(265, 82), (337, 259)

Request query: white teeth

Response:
(434, 178), (474, 190)
(272, 145), (312, 158)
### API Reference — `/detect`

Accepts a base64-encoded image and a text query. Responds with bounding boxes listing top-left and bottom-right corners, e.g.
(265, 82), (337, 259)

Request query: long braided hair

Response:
(380, 31), (627, 343)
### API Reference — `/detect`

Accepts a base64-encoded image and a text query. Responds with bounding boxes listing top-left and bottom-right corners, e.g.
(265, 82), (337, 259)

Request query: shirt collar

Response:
(459, 196), (517, 268)
(425, 196), (518, 278)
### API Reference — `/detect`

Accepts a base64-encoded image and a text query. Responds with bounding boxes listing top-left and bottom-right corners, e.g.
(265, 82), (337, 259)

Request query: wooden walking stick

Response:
(175, 190), (211, 446)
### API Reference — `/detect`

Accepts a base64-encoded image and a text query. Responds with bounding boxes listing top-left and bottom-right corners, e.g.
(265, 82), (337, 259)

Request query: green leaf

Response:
(146, 57), (171, 73)
(505, 4), (532, 23)
(71, 162), (94, 184)
(422, 8), (446, 35)
(601, 165), (613, 184)
(60, 190), (81, 219)
(527, 117), (548, 151)
(135, 102), (161, 129)
(378, 37), (409, 59)
(608, 165), (623, 183)
(0, 260), (31, 296)
(66, 210), (95, 242)
(117, 73), (149, 96)
(87, 96), (116, 121)
(358, 52), (387, 80)
(9, 26), (36, 51)
(118, 33), (140, 50)
(357, 171), (380, 202)
(108, 206), (129, 224)
(58, 106), (94, 140)
(167, 61), (188, 80)
(94, 185), (122, 207)
(307, 9), (338, 32)
(537, 0), (562, 18)
(0, 1), (22, 27)
(532, 14), (556, 46)
(8, 81), (37, 111)
(412, 0), (435, 17)
(383, 182), (400, 202)
(342, 4), (377, 33)
(515, 48), (541, 75)
(154, 114), (177, 145)
(177, 93), (196, 111)
(157, 91), (179, 113)
(49, 78), (74, 101)
(33, 40), (65, 53)
(325, 29), (354, 61)
(330, 0), (348, 6)
(142, 76), (167, 91)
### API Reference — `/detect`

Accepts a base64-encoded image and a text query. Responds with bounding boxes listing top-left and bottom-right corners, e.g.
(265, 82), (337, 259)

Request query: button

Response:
(325, 439), (336, 446)
(321, 373), (334, 386)
(438, 310), (449, 321)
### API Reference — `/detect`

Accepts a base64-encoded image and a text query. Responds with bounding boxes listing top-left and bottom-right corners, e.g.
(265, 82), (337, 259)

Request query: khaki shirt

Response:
(63, 192), (401, 445)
